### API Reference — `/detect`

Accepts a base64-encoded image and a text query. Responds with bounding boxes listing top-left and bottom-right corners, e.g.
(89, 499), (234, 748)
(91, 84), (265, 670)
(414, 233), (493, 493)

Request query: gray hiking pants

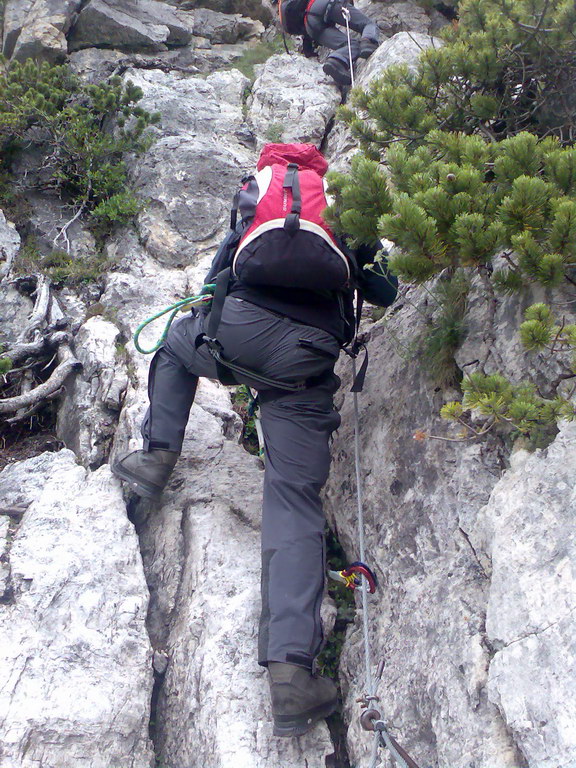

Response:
(141, 297), (342, 669)
(305, 0), (378, 68)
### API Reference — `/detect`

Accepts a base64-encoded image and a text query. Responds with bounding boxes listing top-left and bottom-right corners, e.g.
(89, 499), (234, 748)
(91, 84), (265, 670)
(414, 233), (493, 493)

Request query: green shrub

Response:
(0, 59), (160, 234)
(326, 0), (576, 445)
(340, 0), (576, 148)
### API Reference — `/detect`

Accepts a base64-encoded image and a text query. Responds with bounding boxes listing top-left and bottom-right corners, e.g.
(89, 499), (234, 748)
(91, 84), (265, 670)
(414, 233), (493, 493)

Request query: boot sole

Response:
(322, 62), (352, 86)
(272, 698), (337, 737)
(111, 462), (163, 500)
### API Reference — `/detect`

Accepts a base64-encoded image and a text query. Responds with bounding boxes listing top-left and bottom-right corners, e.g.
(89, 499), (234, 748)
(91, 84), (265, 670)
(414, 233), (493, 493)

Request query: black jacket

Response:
(203, 231), (398, 345)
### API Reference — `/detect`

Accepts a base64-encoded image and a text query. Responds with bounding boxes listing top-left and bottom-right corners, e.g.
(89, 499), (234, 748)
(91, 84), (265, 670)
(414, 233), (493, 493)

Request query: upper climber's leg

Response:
(305, 0), (360, 85)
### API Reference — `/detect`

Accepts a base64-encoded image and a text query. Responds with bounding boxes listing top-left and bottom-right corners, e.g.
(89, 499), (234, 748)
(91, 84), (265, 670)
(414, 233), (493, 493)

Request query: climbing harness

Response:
(133, 286), (215, 355)
(340, 350), (422, 768)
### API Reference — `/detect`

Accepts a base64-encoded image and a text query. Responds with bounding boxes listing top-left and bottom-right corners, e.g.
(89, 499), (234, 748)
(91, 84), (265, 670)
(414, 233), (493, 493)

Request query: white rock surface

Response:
(0, 450), (154, 768)
(0, 209), (21, 279)
(356, 0), (448, 36)
(326, 288), (576, 768)
(124, 67), (254, 266)
(484, 423), (576, 768)
(359, 30), (443, 85)
(247, 53), (341, 147)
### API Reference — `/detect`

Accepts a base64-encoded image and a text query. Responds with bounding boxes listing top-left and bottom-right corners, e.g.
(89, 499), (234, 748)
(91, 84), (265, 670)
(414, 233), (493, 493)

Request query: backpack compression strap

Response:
(283, 163), (301, 233)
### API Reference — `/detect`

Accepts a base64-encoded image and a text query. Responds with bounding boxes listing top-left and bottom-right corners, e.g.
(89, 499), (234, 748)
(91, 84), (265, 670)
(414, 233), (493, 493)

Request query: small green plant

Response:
(13, 240), (112, 286)
(229, 37), (292, 81)
(422, 304), (576, 445)
(0, 344), (12, 377)
(265, 122), (285, 143)
(435, 372), (574, 447)
(231, 385), (261, 456)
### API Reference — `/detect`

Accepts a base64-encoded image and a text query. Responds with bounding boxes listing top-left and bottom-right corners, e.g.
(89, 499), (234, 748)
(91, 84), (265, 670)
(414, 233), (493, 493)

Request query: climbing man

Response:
(278, 0), (380, 85)
(111, 143), (397, 737)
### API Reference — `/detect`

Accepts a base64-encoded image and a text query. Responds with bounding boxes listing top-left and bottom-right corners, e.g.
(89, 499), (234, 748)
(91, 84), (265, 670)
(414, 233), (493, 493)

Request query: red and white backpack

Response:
(231, 143), (354, 291)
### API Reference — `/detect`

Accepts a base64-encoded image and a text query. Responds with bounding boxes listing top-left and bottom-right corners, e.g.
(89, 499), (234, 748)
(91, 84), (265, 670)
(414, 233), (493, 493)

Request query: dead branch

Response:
(17, 274), (51, 342)
(6, 387), (64, 425)
(0, 344), (81, 414)
(3, 330), (70, 367)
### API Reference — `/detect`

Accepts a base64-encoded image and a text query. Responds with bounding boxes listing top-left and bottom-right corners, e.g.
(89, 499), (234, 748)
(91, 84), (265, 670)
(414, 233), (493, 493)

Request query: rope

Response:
(352, 357), (374, 698)
(351, 357), (415, 768)
(133, 293), (212, 355)
(342, 5), (355, 89)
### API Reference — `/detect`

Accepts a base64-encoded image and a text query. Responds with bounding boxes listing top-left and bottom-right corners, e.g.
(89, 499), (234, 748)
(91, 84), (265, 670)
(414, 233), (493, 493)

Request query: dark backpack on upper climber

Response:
(229, 142), (354, 291)
(278, 0), (311, 35)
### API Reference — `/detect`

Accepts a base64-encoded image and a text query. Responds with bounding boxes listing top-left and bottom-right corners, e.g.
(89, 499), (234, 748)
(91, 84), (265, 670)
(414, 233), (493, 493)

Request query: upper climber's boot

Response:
(268, 662), (338, 737)
(111, 449), (179, 499)
(322, 57), (352, 86)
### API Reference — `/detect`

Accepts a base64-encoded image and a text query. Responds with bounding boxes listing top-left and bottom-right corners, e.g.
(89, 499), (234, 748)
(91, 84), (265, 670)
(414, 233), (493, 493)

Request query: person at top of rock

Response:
(111, 142), (397, 738)
(275, 0), (380, 85)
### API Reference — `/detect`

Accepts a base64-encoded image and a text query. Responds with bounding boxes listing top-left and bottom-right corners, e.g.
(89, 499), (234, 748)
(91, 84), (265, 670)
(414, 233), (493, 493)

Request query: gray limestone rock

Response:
(358, 30), (443, 86)
(121, 68), (254, 266)
(2, 0), (83, 60)
(0, 450), (155, 768)
(0, 209), (21, 279)
(325, 280), (576, 767)
(247, 53), (341, 146)
(0, 285), (33, 348)
(325, 291), (526, 768)
(356, 0), (449, 37)
(484, 424), (576, 767)
(192, 7), (264, 43)
(68, 0), (193, 53)
(171, 0), (274, 26)
(133, 134), (252, 266)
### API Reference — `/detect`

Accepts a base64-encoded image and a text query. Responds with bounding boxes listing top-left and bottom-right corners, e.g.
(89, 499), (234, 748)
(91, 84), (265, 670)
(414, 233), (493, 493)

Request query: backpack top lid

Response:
(257, 143), (328, 177)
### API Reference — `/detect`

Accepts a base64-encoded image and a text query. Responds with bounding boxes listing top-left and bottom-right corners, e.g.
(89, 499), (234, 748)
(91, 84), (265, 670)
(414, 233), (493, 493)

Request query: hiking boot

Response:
(322, 58), (352, 86)
(358, 37), (379, 59)
(111, 449), (179, 500)
(268, 662), (338, 737)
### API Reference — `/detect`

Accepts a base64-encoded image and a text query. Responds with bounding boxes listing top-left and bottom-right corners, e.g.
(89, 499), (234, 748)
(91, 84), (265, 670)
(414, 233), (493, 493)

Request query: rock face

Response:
(325, 283), (576, 768)
(0, 450), (154, 768)
(355, 0), (448, 36)
(484, 425), (576, 768)
(247, 53), (341, 146)
(2, 0), (83, 60)
(68, 0), (193, 52)
(1, 2), (575, 768)
(124, 67), (253, 266)
(192, 7), (264, 43)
